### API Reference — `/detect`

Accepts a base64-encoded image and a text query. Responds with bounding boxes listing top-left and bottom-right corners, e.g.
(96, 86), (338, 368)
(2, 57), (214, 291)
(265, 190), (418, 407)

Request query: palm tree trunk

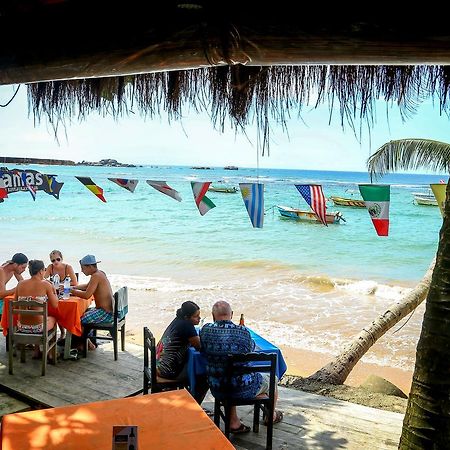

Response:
(400, 185), (450, 448)
(306, 260), (434, 385)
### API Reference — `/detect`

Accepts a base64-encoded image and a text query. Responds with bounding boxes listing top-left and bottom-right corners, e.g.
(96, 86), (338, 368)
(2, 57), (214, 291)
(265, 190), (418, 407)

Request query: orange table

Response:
(1, 295), (92, 359)
(0, 389), (234, 450)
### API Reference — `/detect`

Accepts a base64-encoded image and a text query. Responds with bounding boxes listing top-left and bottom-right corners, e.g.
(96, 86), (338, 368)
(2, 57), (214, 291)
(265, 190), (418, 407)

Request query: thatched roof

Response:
(2, 2), (450, 151)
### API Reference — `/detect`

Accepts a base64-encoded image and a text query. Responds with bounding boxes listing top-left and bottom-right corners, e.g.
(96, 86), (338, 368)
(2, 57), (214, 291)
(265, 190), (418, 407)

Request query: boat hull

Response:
(330, 196), (365, 208)
(277, 205), (343, 224)
(208, 186), (238, 193)
(413, 193), (437, 206)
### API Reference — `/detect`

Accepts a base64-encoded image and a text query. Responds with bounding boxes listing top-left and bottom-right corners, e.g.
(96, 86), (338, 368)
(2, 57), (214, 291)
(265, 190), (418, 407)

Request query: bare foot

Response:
(87, 338), (97, 351)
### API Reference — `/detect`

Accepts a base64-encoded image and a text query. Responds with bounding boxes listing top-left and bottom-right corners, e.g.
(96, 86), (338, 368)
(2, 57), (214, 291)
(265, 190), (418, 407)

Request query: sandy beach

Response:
(125, 309), (414, 396)
(127, 329), (413, 393)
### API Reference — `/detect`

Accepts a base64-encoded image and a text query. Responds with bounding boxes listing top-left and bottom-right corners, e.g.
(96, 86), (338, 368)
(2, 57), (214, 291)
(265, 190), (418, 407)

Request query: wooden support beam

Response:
(1, 4), (450, 85)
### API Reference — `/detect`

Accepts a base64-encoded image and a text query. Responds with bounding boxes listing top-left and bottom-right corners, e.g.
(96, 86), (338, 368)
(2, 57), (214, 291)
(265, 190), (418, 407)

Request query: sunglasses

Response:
(51, 257), (61, 263)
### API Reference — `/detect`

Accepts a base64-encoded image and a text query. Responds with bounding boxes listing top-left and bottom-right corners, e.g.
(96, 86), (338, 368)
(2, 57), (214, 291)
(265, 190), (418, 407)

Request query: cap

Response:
(79, 254), (101, 265)
(10, 253), (28, 265)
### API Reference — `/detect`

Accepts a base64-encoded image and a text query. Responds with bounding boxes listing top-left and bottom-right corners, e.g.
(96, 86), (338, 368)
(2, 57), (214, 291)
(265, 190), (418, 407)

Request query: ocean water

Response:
(1, 164), (445, 371)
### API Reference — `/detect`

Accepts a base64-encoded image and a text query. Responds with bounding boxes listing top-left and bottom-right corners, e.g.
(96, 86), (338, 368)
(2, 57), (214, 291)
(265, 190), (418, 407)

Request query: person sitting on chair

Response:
(200, 300), (283, 434)
(70, 255), (113, 350)
(44, 249), (77, 341)
(0, 253), (28, 318)
(15, 260), (59, 358)
(156, 301), (208, 404)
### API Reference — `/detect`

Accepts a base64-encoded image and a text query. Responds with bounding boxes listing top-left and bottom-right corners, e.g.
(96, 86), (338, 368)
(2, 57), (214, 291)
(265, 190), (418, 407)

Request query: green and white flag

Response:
(359, 184), (390, 236)
(191, 182), (216, 216)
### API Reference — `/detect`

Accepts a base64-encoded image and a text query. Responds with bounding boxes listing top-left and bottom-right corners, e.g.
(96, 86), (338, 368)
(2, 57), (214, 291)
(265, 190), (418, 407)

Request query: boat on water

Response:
(276, 205), (345, 224)
(330, 195), (365, 208)
(413, 191), (438, 206)
(208, 186), (238, 193)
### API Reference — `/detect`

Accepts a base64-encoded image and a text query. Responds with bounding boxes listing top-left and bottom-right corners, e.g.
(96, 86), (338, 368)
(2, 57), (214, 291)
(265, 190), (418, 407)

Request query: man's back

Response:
(200, 320), (262, 399)
(90, 270), (113, 312)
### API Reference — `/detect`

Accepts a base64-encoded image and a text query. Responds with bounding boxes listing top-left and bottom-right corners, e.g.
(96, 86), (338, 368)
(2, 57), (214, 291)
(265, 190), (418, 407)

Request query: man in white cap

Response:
(0, 253), (28, 317)
(71, 255), (114, 326)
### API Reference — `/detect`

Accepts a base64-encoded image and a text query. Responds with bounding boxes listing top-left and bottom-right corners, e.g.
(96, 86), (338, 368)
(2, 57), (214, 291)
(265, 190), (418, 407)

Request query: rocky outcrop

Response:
(76, 159), (136, 167)
(0, 156), (75, 166)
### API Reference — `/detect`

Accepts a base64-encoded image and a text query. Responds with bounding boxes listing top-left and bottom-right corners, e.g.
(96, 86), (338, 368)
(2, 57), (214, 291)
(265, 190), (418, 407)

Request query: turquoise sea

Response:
(1, 164), (445, 372)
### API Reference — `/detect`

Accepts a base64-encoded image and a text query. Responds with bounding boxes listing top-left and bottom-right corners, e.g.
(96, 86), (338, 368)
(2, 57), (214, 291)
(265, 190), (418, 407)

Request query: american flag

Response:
(295, 184), (328, 226)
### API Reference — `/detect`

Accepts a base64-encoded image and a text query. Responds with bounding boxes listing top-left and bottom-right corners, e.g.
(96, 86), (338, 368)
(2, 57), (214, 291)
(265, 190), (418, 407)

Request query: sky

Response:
(1, 84), (450, 172)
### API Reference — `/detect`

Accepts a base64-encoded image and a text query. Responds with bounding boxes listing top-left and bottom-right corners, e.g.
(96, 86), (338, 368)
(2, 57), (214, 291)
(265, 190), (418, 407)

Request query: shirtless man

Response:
(71, 254), (114, 324)
(0, 253), (28, 316)
(70, 254), (114, 351)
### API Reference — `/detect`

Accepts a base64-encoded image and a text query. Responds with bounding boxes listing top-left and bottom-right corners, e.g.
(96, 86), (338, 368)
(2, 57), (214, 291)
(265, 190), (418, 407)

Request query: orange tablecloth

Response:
(0, 389), (234, 450)
(1, 295), (92, 337)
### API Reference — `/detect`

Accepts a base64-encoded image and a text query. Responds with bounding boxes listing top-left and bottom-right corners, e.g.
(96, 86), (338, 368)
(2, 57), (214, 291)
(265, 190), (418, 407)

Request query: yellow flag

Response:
(430, 183), (446, 217)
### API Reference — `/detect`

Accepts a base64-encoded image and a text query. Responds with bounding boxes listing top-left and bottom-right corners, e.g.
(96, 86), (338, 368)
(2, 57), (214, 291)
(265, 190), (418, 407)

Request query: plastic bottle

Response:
(52, 273), (60, 289)
(239, 313), (245, 326)
(63, 276), (71, 299)
(52, 274), (60, 297)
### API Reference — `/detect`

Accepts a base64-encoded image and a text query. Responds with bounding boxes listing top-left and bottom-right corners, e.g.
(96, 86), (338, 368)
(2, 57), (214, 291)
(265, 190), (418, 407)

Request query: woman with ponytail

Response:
(156, 301), (208, 403)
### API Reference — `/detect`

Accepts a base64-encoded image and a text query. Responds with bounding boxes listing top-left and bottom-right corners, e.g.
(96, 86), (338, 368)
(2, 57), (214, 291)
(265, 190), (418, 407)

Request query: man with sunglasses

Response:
(0, 253), (28, 317)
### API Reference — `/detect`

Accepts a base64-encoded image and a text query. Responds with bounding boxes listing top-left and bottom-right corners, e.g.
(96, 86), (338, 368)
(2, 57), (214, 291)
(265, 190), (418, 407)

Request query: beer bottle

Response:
(239, 313), (245, 326)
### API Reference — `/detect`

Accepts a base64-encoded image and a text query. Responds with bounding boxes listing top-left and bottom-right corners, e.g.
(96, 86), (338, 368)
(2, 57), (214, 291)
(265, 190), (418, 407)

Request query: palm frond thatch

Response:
(27, 65), (450, 154)
(367, 139), (450, 179)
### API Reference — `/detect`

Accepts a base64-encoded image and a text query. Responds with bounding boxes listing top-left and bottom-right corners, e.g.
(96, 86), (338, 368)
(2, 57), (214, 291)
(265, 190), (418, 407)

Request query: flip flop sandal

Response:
(69, 349), (80, 361)
(264, 410), (283, 426)
(230, 423), (251, 434)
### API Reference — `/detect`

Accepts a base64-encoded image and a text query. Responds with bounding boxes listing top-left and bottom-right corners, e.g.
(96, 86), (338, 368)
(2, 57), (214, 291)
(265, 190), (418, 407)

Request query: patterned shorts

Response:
(81, 308), (113, 324)
(17, 323), (44, 334)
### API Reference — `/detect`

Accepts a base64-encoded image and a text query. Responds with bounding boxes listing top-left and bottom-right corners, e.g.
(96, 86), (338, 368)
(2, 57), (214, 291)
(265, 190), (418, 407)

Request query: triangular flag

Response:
(295, 184), (328, 226)
(146, 180), (182, 202)
(108, 178), (139, 193)
(191, 182), (216, 215)
(359, 184), (390, 236)
(20, 171), (37, 201)
(430, 183), (446, 217)
(239, 183), (264, 228)
(0, 177), (8, 200)
(42, 174), (64, 199)
(75, 176), (106, 202)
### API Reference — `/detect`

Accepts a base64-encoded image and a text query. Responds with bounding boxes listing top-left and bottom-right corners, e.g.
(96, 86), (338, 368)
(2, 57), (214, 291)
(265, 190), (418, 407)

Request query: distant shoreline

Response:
(0, 157), (135, 167)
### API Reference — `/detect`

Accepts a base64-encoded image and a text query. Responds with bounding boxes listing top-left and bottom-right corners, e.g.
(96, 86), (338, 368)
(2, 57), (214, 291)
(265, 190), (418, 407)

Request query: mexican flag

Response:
(191, 182), (216, 216)
(359, 184), (390, 236)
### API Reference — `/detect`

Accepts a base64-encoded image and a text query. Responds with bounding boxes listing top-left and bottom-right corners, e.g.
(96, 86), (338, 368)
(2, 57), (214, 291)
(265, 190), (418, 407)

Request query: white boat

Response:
(412, 191), (437, 206)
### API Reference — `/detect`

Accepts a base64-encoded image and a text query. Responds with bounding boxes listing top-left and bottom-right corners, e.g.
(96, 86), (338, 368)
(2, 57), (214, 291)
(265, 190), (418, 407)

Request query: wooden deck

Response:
(0, 341), (404, 449)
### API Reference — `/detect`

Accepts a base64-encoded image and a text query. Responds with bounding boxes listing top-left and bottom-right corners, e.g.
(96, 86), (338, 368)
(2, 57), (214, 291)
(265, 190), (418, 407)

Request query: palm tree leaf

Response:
(367, 139), (450, 179)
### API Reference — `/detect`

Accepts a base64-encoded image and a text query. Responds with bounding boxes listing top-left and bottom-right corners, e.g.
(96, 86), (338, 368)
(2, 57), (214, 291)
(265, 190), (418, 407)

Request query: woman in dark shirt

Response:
(156, 301), (204, 396)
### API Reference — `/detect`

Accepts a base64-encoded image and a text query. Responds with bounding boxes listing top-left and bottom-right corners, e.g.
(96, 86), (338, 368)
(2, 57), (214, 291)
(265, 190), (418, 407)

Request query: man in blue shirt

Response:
(200, 301), (282, 433)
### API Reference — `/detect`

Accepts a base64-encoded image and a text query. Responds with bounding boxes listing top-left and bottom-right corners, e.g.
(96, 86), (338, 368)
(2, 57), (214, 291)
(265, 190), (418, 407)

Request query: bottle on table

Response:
(52, 273), (60, 289)
(63, 276), (71, 299)
(239, 313), (245, 326)
(128, 427), (136, 450)
(52, 274), (61, 297)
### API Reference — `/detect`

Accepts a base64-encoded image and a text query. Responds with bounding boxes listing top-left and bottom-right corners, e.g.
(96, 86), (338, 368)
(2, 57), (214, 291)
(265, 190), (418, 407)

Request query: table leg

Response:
(64, 331), (73, 359)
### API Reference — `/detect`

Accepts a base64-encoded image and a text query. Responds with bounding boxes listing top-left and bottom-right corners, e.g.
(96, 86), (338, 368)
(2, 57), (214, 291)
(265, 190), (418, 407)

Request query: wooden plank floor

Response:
(0, 340), (143, 407)
(0, 340), (404, 449)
